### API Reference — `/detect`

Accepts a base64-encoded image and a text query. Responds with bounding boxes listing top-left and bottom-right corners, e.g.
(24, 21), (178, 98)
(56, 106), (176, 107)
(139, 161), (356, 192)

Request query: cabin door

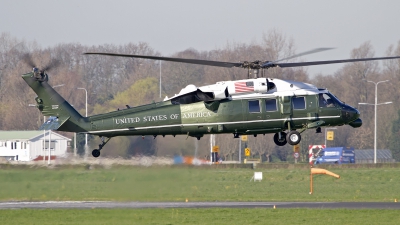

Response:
(245, 99), (263, 130)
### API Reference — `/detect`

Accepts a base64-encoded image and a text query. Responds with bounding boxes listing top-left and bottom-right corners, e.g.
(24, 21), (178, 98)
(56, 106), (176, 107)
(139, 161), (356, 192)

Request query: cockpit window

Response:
(329, 93), (344, 105)
(319, 93), (337, 108)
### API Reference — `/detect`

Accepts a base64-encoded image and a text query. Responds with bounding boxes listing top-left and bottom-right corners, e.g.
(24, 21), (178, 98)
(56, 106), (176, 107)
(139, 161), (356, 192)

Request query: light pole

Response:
(324, 127), (337, 147)
(210, 134), (216, 164)
(159, 60), (162, 99)
(77, 87), (88, 159)
(28, 103), (42, 161)
(358, 80), (392, 164)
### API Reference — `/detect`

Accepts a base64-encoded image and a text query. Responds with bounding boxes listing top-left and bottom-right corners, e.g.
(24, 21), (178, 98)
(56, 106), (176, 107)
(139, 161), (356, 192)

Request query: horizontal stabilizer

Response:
(39, 116), (70, 131)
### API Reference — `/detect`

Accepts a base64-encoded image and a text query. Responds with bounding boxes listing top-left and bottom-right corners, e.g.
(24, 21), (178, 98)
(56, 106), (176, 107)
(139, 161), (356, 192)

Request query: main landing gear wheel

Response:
(91, 137), (112, 158)
(273, 132), (287, 146)
(287, 130), (301, 145)
(92, 149), (100, 158)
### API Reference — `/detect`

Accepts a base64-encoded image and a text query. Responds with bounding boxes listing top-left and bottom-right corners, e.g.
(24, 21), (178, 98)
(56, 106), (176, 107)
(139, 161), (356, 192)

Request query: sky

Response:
(1, 0), (400, 76)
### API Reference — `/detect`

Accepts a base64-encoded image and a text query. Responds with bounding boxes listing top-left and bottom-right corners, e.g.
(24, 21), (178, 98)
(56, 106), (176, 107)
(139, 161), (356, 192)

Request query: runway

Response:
(1, 201), (399, 209)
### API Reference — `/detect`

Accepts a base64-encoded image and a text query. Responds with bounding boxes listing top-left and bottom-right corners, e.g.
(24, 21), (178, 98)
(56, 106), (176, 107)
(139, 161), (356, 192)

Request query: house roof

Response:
(355, 149), (393, 160)
(0, 130), (71, 141)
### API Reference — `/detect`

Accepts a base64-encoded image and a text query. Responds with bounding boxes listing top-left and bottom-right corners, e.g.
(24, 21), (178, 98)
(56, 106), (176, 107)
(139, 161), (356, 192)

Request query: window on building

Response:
(248, 100), (260, 113)
(44, 141), (56, 150)
(292, 96), (306, 110)
(265, 99), (277, 112)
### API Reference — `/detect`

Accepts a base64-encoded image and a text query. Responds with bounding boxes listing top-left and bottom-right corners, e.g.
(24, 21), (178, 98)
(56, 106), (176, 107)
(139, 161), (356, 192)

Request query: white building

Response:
(0, 131), (71, 161)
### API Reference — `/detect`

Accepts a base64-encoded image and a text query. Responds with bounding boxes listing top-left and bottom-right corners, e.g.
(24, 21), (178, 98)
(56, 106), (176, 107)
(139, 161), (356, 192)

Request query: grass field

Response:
(0, 163), (399, 202)
(1, 164), (400, 224)
(1, 208), (400, 225)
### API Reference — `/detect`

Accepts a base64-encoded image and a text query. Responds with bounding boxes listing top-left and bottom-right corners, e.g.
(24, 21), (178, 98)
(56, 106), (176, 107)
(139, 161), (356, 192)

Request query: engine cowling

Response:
(166, 78), (276, 103)
(198, 84), (229, 100)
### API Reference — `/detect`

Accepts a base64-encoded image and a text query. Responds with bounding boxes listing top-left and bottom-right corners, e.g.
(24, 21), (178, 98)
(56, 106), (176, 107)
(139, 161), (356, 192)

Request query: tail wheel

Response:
(273, 132), (287, 146)
(287, 130), (301, 145)
(92, 149), (100, 158)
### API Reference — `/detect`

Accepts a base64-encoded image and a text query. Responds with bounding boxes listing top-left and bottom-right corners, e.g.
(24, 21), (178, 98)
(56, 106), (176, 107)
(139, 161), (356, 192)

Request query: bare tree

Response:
(215, 134), (239, 161)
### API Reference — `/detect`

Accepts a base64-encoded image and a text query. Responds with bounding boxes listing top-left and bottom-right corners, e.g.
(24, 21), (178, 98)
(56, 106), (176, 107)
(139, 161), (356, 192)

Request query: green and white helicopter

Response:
(22, 48), (400, 157)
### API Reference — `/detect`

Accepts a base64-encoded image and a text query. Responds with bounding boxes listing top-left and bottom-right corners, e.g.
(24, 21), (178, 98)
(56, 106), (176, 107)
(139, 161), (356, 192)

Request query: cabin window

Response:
(265, 99), (277, 112)
(248, 100), (260, 113)
(292, 96), (306, 110)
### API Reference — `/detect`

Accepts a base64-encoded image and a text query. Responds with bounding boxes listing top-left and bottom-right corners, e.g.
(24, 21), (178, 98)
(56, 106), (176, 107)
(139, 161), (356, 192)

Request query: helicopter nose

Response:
(342, 106), (361, 126)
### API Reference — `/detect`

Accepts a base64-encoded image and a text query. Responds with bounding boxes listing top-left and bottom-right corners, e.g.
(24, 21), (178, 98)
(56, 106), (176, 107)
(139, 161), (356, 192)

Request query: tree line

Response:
(1, 30), (399, 161)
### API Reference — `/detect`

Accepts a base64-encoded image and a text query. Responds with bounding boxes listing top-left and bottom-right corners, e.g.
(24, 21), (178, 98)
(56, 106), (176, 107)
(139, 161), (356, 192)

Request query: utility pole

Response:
(359, 80), (392, 164)
(77, 87), (88, 159)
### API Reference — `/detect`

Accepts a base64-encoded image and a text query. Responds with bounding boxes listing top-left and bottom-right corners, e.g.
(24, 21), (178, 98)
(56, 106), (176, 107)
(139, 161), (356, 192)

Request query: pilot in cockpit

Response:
(319, 94), (327, 107)
(319, 93), (335, 108)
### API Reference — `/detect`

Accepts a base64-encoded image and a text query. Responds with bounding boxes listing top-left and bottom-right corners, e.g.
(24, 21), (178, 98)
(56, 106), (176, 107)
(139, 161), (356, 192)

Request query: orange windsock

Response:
(311, 168), (340, 178)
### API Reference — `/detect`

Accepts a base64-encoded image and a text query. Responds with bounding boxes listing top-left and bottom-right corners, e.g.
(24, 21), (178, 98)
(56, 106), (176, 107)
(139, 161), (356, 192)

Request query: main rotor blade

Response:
(84, 52), (242, 68)
(22, 53), (36, 68)
(272, 48), (334, 63)
(273, 56), (400, 68)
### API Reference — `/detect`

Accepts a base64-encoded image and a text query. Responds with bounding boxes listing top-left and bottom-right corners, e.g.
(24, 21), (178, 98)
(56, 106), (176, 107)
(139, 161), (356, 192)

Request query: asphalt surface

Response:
(0, 201), (399, 209)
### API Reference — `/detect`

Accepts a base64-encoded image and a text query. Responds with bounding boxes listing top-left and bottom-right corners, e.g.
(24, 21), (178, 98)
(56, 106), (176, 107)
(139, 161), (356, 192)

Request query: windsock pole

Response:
(310, 171), (313, 194)
(310, 167), (340, 194)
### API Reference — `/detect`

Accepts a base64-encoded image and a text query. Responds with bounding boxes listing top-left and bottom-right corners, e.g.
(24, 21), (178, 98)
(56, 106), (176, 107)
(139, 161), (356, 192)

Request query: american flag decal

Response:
(234, 81), (254, 93)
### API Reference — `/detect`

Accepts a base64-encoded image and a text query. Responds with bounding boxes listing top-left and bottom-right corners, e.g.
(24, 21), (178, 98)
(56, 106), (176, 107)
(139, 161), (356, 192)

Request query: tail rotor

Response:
(22, 53), (60, 81)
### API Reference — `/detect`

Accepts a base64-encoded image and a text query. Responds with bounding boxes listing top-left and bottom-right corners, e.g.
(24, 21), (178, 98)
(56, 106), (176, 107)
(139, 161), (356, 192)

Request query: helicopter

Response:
(22, 48), (400, 158)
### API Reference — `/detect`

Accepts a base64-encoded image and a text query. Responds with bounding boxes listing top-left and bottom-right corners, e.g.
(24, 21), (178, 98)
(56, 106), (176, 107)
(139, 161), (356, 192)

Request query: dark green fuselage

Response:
(22, 72), (360, 139)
